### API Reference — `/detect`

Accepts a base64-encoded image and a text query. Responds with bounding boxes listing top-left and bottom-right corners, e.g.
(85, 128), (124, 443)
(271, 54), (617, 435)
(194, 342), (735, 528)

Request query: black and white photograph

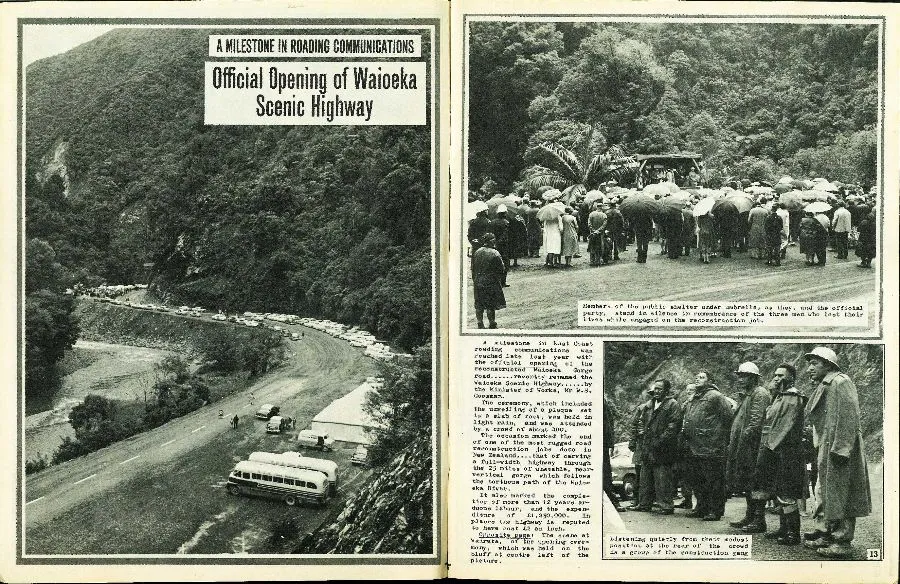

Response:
(18, 18), (439, 560)
(602, 341), (884, 561)
(462, 18), (882, 334)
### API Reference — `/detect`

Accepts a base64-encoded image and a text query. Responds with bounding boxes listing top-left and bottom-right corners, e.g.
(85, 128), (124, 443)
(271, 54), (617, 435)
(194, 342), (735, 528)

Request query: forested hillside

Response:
(468, 23), (878, 192)
(25, 28), (434, 372)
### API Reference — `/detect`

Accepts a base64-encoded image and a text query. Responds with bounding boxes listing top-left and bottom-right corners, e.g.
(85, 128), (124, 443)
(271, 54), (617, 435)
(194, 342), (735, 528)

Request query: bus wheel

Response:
(285, 495), (297, 506)
(227, 484), (241, 496)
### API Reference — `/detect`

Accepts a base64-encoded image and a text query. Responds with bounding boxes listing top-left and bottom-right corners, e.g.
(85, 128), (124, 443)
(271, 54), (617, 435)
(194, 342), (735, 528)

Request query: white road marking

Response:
(25, 496), (44, 505)
(191, 425), (206, 433)
(120, 455), (140, 465)
(73, 474), (96, 485)
(242, 405), (250, 410)
(161, 439), (176, 447)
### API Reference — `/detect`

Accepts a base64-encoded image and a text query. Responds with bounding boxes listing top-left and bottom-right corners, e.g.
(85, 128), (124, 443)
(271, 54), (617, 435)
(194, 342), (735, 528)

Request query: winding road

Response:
(24, 315), (378, 555)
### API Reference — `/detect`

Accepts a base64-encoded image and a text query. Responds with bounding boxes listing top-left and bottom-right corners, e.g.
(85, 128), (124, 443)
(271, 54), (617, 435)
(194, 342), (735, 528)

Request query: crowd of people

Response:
(604, 348), (872, 559)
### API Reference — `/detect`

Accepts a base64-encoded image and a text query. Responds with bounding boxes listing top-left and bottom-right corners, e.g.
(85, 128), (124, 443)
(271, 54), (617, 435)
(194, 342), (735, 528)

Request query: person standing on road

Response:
(831, 201), (852, 260)
(471, 232), (507, 329)
(490, 206), (511, 285)
(856, 209), (876, 268)
(799, 211), (827, 266)
(525, 199), (542, 258)
(802, 347), (872, 559)
(587, 202), (608, 267)
(681, 371), (734, 521)
(696, 212), (715, 264)
(748, 199), (768, 260)
(627, 391), (652, 509)
(542, 208), (563, 268)
(764, 204), (785, 267)
(606, 201), (625, 260)
(561, 207), (579, 267)
(632, 213), (654, 264)
(726, 362), (772, 530)
(746, 363), (807, 544)
(633, 379), (683, 515)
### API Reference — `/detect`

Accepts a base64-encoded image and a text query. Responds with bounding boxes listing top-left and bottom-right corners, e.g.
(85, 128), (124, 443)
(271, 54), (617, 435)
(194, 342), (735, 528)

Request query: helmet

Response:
(497, 204), (507, 213)
(734, 362), (760, 376)
(804, 347), (840, 370)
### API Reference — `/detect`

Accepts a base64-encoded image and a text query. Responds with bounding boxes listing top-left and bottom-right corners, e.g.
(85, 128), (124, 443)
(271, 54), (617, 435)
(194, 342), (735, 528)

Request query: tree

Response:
(521, 125), (636, 201)
(363, 343), (432, 466)
(532, 28), (671, 147)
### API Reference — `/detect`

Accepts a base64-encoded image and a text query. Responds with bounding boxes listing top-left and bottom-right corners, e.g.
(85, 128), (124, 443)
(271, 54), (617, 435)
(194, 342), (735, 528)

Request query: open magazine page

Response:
(448, 1), (898, 581)
(0, 1), (448, 581)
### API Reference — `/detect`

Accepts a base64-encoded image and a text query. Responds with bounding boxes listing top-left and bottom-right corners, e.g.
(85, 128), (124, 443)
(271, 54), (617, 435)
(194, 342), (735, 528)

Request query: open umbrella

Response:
(725, 193), (754, 213)
(541, 188), (563, 202)
(561, 184), (586, 204)
(777, 175), (794, 185)
(619, 192), (661, 218)
(798, 190), (829, 202)
(642, 182), (678, 196)
(804, 201), (832, 214)
(774, 183), (793, 194)
(778, 191), (806, 211)
(744, 185), (774, 196)
(583, 190), (605, 206)
(692, 197), (717, 217)
(536, 201), (566, 222)
(712, 198), (740, 218)
(465, 200), (488, 220)
(812, 180), (840, 193)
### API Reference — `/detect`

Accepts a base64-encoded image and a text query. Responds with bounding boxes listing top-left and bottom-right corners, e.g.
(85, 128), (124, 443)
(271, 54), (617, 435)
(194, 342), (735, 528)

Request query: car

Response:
(610, 441), (637, 500)
(265, 415), (290, 433)
(255, 404), (280, 420)
(212, 313), (227, 321)
(350, 445), (369, 466)
(297, 429), (334, 452)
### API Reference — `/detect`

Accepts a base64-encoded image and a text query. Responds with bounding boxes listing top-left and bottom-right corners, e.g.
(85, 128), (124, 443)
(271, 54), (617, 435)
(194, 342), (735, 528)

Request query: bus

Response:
(226, 460), (329, 506)
(248, 451), (339, 494)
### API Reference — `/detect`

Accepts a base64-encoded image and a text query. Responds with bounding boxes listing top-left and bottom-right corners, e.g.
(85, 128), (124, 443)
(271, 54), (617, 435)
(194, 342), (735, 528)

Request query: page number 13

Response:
(866, 549), (881, 560)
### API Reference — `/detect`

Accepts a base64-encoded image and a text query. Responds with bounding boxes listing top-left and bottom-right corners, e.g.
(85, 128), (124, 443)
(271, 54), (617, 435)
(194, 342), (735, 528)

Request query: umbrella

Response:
(696, 187), (726, 199)
(642, 182), (677, 196)
(583, 190), (604, 206)
(798, 190), (829, 202)
(660, 197), (688, 210)
(777, 175), (794, 185)
(692, 197), (717, 217)
(562, 184), (586, 203)
(804, 201), (832, 213)
(778, 192), (806, 211)
(774, 183), (793, 194)
(485, 195), (523, 218)
(536, 201), (566, 222)
(744, 185), (774, 196)
(712, 198), (740, 218)
(619, 193), (661, 218)
(541, 188), (563, 202)
(814, 213), (830, 229)
(812, 181), (840, 192)
(465, 200), (488, 219)
(725, 194), (754, 213)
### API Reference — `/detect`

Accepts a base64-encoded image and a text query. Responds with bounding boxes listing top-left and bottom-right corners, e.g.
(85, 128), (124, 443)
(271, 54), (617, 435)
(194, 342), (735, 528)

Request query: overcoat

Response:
(682, 385), (734, 459)
(856, 214), (877, 259)
(725, 385), (771, 492)
(471, 246), (506, 310)
(753, 387), (807, 499)
(748, 206), (768, 249)
(642, 397), (684, 466)
(629, 400), (651, 466)
(804, 371), (872, 520)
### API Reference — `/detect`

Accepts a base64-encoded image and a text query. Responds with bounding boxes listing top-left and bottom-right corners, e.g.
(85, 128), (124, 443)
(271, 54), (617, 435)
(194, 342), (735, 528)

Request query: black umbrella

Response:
(619, 193), (661, 218)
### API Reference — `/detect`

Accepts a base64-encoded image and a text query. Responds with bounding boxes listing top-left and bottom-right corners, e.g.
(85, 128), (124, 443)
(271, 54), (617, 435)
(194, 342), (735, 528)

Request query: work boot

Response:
(777, 511), (801, 546)
(741, 501), (766, 534)
(675, 494), (693, 509)
(729, 497), (754, 528)
(765, 512), (786, 540)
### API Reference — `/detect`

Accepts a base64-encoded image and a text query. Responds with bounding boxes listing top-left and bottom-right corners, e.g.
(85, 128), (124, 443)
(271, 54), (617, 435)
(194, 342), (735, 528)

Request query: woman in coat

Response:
(696, 212), (715, 264)
(542, 212), (563, 267)
(799, 212), (827, 266)
(560, 207), (579, 267)
(855, 209), (876, 267)
(747, 202), (768, 259)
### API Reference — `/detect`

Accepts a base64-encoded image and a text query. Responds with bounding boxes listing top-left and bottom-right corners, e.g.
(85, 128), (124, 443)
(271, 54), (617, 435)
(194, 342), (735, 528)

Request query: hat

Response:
(804, 346), (840, 370)
(497, 204), (507, 214)
(480, 232), (496, 244)
(734, 362), (760, 376)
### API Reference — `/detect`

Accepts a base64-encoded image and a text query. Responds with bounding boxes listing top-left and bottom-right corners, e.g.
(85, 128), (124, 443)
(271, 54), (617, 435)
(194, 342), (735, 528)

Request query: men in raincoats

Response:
(802, 347), (871, 558)
(747, 200), (769, 259)
(587, 202), (608, 266)
(635, 379), (684, 515)
(726, 362), (772, 530)
(606, 202), (625, 260)
(681, 371), (735, 520)
(831, 201), (852, 259)
(490, 206), (511, 285)
(749, 363), (807, 544)
(471, 233), (506, 329)
(627, 393), (652, 509)
(764, 204), (785, 266)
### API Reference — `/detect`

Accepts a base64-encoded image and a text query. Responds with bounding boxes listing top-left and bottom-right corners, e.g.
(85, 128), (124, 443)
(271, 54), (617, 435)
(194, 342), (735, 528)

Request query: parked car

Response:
(350, 445), (369, 466)
(297, 429), (334, 452)
(255, 404), (280, 420)
(265, 415), (290, 433)
(610, 441), (637, 500)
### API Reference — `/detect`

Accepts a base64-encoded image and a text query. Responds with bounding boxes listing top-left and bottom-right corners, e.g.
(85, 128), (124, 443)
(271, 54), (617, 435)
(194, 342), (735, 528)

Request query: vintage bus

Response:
(226, 460), (329, 506)
(248, 451), (339, 494)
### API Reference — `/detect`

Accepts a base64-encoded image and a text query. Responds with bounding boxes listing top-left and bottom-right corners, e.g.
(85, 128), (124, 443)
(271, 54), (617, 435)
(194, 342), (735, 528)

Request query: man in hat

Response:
(471, 232), (506, 329)
(764, 204), (785, 267)
(467, 208), (492, 257)
(491, 206), (511, 286)
(587, 201), (608, 266)
(802, 347), (872, 558)
(726, 362), (772, 531)
(606, 201), (625, 260)
(634, 379), (683, 515)
(831, 201), (852, 260)
(749, 363), (807, 545)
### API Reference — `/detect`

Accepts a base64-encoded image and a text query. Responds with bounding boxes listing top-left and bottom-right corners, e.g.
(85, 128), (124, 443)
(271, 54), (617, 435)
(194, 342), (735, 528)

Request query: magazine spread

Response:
(0, 0), (897, 582)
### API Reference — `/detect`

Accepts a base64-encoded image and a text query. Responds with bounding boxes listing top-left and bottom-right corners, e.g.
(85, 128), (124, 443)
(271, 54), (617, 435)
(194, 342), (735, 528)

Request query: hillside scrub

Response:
(604, 342), (884, 461)
(26, 27), (433, 351)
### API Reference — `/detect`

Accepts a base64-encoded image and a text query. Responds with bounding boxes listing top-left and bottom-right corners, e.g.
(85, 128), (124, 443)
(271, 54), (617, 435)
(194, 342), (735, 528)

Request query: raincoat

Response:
(726, 385), (771, 492)
(804, 371), (872, 521)
(682, 385), (734, 459)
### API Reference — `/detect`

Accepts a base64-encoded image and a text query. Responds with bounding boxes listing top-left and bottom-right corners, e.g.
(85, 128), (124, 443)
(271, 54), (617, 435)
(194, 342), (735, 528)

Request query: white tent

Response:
(310, 382), (382, 444)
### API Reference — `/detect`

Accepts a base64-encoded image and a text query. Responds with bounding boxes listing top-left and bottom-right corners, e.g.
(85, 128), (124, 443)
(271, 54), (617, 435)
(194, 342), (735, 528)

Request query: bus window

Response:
(273, 476), (284, 484)
(251, 473), (260, 480)
(242, 471), (250, 479)
(262, 474), (272, 482)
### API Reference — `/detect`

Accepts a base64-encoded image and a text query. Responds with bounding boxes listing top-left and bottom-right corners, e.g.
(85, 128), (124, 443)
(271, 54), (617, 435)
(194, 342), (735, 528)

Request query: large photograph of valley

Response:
(21, 23), (437, 557)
